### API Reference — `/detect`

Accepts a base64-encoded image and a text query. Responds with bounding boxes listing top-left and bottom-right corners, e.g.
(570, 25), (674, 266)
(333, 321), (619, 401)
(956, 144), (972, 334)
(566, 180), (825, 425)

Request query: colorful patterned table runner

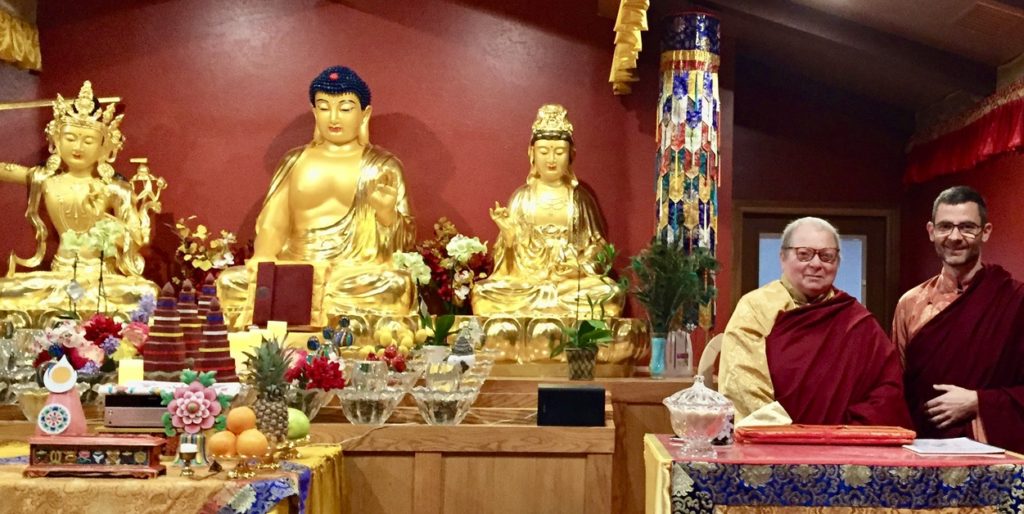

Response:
(646, 433), (1024, 514)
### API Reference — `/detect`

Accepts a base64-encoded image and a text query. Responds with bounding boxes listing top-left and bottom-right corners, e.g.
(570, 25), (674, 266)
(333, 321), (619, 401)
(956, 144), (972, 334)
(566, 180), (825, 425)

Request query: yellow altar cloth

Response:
(0, 441), (342, 514)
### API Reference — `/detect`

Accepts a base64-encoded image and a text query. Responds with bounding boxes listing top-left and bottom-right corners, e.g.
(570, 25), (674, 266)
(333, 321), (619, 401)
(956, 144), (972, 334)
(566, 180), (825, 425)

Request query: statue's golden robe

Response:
(218, 144), (415, 328)
(471, 184), (623, 318)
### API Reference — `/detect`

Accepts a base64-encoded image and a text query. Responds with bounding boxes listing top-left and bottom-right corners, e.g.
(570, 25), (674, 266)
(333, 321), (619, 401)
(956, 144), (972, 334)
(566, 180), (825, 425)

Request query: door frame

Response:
(732, 201), (901, 328)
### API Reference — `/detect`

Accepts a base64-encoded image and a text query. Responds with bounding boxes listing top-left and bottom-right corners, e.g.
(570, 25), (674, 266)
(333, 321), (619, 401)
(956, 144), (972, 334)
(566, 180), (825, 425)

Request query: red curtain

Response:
(906, 82), (1024, 185)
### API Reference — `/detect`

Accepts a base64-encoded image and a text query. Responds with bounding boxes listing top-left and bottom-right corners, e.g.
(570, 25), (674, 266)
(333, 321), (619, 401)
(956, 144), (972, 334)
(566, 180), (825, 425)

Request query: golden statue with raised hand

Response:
(471, 104), (624, 318)
(217, 66), (416, 328)
(0, 81), (164, 326)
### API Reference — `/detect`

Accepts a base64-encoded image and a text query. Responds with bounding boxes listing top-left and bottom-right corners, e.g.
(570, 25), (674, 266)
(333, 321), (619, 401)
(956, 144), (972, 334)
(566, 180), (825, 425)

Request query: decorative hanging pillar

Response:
(654, 12), (721, 329)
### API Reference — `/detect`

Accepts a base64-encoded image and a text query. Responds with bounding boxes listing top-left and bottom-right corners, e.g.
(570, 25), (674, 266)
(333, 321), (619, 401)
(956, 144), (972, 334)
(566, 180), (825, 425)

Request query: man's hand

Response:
(925, 384), (979, 429)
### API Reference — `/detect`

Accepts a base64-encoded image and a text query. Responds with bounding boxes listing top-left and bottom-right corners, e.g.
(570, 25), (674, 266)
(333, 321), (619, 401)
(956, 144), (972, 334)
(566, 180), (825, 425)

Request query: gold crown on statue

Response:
(46, 81), (125, 151)
(530, 104), (574, 142)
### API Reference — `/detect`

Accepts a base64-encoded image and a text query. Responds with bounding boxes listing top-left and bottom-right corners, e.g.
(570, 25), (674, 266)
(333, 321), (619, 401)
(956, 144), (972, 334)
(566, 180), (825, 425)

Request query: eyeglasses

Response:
(932, 222), (982, 238)
(784, 247), (839, 263)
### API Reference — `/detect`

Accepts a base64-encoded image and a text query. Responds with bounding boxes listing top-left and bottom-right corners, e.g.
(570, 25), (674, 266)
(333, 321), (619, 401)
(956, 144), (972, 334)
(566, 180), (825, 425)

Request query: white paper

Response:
(903, 437), (1005, 455)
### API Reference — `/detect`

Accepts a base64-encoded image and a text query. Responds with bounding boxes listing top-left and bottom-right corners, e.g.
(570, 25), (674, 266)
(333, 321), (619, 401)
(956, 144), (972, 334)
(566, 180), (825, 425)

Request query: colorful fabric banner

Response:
(655, 12), (721, 329)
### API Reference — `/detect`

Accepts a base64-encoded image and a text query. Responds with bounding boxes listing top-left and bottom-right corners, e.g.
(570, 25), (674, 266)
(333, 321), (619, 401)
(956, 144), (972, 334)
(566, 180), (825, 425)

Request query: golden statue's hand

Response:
(368, 182), (398, 214)
(489, 202), (513, 235)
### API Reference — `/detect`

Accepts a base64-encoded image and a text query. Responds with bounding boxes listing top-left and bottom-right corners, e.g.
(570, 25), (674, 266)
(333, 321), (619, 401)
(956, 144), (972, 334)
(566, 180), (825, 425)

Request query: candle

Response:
(118, 358), (144, 385)
(229, 331), (262, 374)
(266, 320), (288, 342)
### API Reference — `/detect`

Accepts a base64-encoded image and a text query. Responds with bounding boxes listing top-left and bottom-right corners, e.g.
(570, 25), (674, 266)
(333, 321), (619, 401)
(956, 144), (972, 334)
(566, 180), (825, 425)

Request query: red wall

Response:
(0, 66), (43, 263)
(732, 57), (910, 206)
(0, 0), (674, 300)
(900, 152), (1024, 292)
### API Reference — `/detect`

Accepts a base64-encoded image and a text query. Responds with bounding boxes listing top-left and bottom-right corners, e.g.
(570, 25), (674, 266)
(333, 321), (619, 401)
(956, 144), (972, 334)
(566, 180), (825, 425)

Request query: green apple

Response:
(287, 407), (311, 440)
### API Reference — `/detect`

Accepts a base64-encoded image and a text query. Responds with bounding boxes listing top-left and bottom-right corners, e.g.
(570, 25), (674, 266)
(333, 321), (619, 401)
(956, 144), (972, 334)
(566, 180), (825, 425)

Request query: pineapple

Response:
(244, 339), (292, 444)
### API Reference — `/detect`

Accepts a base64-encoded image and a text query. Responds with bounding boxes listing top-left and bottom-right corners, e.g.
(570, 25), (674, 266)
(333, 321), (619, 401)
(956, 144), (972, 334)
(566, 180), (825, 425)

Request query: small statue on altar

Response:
(471, 105), (624, 318)
(0, 81), (164, 325)
(218, 66), (416, 327)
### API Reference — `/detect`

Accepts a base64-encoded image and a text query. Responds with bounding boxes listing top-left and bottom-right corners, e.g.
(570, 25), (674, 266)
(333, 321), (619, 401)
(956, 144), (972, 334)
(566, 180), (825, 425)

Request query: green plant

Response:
(550, 319), (613, 358)
(417, 301), (456, 346)
(629, 239), (718, 335)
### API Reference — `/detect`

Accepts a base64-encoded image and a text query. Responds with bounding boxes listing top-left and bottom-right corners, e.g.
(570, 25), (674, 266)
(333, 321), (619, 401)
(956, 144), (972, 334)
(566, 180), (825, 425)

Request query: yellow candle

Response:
(266, 320), (288, 342)
(118, 358), (144, 385)
(229, 331), (263, 375)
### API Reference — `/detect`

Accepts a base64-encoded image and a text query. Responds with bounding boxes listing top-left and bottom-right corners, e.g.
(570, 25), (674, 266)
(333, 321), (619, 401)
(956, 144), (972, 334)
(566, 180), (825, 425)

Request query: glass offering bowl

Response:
(336, 387), (405, 425)
(662, 375), (734, 459)
(410, 386), (478, 426)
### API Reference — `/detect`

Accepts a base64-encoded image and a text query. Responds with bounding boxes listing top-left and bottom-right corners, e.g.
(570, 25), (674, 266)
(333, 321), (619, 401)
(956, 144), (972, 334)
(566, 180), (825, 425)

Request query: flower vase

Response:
(423, 345), (450, 364)
(565, 348), (596, 381)
(174, 432), (208, 466)
(665, 329), (693, 378)
(288, 388), (334, 421)
(650, 335), (667, 379)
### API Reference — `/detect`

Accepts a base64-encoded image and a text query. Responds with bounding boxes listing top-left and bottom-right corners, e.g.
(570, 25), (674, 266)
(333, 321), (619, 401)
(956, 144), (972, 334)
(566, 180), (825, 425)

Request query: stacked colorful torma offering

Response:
(198, 274), (217, 319)
(144, 283), (187, 374)
(196, 298), (238, 382)
(177, 279), (202, 362)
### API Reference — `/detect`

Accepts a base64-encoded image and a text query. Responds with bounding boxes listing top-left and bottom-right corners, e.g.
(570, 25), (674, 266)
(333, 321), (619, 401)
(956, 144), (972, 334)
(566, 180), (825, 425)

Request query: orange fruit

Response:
(226, 407), (257, 435)
(207, 430), (237, 457)
(236, 428), (269, 457)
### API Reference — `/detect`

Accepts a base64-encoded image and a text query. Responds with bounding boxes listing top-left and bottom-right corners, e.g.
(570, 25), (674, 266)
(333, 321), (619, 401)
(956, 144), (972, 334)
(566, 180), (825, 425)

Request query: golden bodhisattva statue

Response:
(218, 66), (416, 327)
(0, 81), (163, 325)
(471, 104), (624, 318)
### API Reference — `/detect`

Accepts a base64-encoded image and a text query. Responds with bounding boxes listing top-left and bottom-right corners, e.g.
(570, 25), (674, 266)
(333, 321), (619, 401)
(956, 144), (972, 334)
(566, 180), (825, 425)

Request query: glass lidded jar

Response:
(662, 375), (733, 458)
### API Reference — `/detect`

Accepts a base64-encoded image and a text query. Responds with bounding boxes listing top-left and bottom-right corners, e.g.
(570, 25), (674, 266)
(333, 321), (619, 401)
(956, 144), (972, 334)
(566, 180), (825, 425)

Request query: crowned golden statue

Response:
(0, 81), (164, 326)
(217, 66), (416, 328)
(471, 104), (624, 318)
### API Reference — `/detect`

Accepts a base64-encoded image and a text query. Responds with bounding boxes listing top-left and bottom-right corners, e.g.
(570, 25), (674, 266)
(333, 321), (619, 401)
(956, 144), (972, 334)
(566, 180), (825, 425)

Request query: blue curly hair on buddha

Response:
(309, 66), (371, 108)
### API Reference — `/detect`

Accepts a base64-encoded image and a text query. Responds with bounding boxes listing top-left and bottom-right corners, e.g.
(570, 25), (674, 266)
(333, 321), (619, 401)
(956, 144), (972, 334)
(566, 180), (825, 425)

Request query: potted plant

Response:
(629, 239), (718, 378)
(550, 317), (614, 380)
(417, 302), (457, 363)
(549, 244), (622, 380)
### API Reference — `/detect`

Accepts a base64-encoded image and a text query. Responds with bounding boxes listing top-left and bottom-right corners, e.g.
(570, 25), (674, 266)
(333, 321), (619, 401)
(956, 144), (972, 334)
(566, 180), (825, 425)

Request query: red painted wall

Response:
(732, 57), (909, 206)
(0, 0), (675, 300)
(900, 152), (1024, 292)
(0, 66), (43, 264)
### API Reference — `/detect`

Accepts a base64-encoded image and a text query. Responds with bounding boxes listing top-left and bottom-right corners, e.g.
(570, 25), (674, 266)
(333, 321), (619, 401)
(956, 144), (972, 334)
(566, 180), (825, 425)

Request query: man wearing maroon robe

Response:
(895, 186), (1024, 452)
(720, 217), (910, 428)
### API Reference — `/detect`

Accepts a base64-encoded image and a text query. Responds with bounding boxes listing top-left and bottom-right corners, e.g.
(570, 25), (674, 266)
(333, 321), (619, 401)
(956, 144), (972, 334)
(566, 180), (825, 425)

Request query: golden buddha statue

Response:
(0, 81), (164, 326)
(471, 104), (624, 318)
(217, 66), (416, 328)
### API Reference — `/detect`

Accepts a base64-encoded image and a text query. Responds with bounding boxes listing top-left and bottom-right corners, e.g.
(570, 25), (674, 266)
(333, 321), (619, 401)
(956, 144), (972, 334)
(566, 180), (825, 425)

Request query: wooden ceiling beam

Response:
(674, 0), (996, 97)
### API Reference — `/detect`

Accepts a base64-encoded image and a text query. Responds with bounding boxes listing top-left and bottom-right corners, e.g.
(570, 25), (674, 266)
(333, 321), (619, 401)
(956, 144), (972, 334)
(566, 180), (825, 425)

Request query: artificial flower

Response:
(286, 355), (345, 390)
(445, 234), (487, 264)
(167, 381), (222, 434)
(393, 252), (431, 286)
(111, 341), (139, 361)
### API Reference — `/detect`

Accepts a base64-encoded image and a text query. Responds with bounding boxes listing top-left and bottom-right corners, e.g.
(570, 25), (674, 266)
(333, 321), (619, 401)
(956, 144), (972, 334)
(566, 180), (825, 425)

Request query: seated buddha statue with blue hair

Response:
(217, 66), (416, 327)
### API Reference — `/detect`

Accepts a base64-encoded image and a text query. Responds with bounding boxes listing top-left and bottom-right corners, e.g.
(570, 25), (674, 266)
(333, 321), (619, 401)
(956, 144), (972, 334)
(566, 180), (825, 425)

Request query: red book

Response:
(735, 424), (916, 446)
(251, 262), (314, 327)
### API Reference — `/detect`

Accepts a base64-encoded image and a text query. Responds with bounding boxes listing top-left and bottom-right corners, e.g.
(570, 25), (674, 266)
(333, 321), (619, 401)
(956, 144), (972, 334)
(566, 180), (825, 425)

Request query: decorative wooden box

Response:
(24, 434), (167, 479)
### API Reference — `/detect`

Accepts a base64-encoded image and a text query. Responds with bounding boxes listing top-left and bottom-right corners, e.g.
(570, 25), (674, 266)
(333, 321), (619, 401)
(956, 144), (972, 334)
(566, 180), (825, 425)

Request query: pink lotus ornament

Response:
(168, 382), (221, 434)
(162, 370), (230, 436)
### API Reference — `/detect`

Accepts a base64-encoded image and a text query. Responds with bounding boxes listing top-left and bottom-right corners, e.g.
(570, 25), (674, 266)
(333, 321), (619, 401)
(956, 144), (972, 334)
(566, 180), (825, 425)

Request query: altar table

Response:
(0, 440), (342, 514)
(645, 433), (1024, 514)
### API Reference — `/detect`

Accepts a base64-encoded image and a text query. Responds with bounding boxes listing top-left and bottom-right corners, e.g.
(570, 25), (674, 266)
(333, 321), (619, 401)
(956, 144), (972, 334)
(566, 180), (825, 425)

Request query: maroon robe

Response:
(766, 291), (912, 428)
(904, 264), (1024, 452)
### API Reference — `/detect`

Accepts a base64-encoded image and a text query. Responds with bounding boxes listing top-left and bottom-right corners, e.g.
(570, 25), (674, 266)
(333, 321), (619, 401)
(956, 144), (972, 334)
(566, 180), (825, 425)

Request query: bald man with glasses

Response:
(895, 186), (1024, 452)
(720, 217), (910, 428)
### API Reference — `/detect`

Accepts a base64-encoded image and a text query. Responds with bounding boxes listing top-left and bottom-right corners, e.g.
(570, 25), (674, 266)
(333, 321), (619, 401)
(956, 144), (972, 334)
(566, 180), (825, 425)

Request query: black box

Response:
(537, 383), (606, 427)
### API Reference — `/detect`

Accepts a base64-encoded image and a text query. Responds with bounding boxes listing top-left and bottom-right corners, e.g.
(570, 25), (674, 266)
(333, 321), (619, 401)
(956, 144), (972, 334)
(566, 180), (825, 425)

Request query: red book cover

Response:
(251, 262), (314, 327)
